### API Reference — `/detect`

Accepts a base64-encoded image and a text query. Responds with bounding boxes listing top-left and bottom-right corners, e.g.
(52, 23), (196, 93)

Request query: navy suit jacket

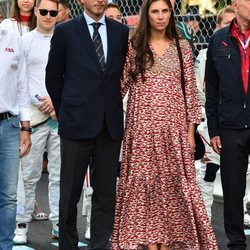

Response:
(46, 15), (129, 140)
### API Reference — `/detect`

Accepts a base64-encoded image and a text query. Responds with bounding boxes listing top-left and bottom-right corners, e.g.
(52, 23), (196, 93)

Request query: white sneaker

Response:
(85, 223), (90, 240)
(13, 223), (28, 245)
(244, 212), (250, 227)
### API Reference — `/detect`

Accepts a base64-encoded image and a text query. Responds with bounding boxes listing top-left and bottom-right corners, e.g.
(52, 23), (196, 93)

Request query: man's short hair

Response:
(59, 0), (69, 9)
(106, 3), (120, 11)
(216, 6), (235, 25)
(36, 0), (59, 8)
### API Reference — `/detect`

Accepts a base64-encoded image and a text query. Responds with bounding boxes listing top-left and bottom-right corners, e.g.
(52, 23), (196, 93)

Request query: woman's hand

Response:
(187, 124), (196, 155)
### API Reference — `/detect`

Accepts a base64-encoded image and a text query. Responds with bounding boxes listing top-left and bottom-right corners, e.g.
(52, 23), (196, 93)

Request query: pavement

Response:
(12, 172), (250, 250)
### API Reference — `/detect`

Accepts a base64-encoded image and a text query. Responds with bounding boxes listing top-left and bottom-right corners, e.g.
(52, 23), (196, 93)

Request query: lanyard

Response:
(238, 34), (250, 58)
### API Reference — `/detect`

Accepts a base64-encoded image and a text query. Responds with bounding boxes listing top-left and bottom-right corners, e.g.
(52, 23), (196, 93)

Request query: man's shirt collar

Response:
(83, 11), (106, 26)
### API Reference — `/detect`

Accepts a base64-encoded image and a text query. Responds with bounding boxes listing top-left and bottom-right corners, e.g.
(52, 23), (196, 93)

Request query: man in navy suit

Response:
(45, 0), (129, 248)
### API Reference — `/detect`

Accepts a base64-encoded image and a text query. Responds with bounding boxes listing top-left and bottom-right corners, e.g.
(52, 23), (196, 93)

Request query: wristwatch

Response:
(21, 127), (32, 133)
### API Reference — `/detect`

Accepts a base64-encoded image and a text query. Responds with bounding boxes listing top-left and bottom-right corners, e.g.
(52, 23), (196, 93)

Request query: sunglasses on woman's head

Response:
(39, 9), (58, 17)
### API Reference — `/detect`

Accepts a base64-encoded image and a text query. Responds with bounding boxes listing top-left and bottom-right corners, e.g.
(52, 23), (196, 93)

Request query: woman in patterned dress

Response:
(112, 0), (218, 249)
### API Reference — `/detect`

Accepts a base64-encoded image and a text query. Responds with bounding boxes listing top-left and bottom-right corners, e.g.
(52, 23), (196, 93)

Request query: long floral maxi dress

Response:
(111, 39), (218, 250)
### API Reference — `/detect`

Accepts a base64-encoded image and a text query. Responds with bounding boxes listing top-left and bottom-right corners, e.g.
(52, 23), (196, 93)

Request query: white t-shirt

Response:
(22, 29), (53, 125)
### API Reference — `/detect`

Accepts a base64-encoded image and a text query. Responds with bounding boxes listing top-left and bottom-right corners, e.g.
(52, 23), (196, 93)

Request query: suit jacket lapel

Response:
(74, 15), (103, 72)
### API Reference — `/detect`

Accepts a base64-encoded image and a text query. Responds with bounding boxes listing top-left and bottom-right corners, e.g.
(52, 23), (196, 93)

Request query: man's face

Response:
(232, 0), (250, 24)
(81, 0), (107, 21)
(218, 12), (236, 28)
(35, 0), (58, 32)
(105, 7), (121, 23)
(57, 3), (70, 23)
(186, 19), (200, 33)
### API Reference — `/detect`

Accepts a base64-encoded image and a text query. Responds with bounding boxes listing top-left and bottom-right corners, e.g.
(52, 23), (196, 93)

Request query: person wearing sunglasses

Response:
(38, 8), (58, 17)
(13, 0), (60, 245)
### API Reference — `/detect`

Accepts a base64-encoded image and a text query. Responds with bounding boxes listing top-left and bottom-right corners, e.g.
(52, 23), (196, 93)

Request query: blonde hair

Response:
(216, 6), (235, 25)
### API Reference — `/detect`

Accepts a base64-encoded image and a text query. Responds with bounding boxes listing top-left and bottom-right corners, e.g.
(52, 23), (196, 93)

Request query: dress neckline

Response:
(150, 41), (173, 58)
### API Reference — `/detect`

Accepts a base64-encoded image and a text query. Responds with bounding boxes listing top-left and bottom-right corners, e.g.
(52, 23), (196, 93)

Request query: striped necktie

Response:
(91, 22), (105, 71)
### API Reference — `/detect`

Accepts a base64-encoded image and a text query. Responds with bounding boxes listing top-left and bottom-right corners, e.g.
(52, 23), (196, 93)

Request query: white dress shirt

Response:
(84, 12), (108, 63)
(0, 27), (31, 121)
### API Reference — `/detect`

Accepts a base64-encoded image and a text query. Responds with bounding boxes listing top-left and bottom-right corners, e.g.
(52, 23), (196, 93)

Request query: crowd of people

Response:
(0, 0), (249, 250)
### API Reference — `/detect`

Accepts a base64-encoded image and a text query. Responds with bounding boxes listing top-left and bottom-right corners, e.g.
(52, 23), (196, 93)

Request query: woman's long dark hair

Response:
(130, 0), (179, 80)
(9, 0), (36, 34)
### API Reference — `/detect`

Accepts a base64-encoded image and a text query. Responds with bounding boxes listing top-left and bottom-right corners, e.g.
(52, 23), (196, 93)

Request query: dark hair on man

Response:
(216, 5), (235, 25)
(130, 0), (178, 80)
(59, 0), (69, 8)
(36, 0), (59, 9)
(9, 0), (37, 31)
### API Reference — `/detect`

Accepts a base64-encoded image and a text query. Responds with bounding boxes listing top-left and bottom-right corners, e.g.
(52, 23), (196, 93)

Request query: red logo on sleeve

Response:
(222, 41), (228, 47)
(5, 48), (14, 52)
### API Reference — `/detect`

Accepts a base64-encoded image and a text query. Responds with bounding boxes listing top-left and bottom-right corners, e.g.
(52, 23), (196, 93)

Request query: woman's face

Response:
(148, 0), (171, 32)
(17, 0), (35, 15)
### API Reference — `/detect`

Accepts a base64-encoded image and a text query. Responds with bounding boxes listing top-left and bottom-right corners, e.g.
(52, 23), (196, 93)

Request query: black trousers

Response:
(59, 124), (121, 250)
(220, 129), (250, 250)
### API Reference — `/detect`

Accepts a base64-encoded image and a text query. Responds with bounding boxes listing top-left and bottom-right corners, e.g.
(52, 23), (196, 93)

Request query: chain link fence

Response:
(68, 0), (82, 17)
(1, 0), (232, 55)
(0, 0), (11, 19)
(113, 0), (231, 55)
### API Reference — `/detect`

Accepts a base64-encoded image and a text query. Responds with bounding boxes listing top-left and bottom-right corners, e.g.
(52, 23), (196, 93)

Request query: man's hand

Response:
(19, 131), (31, 158)
(38, 96), (54, 115)
(50, 110), (57, 120)
(211, 136), (221, 155)
(19, 121), (32, 158)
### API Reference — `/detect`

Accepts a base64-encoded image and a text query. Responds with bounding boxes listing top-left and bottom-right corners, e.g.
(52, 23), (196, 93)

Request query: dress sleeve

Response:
(121, 42), (135, 98)
(182, 40), (202, 124)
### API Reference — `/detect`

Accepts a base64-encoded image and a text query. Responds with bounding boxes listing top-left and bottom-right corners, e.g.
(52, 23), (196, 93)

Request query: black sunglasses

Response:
(39, 9), (58, 17)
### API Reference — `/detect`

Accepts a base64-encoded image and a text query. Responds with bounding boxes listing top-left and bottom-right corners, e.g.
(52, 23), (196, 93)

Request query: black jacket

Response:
(205, 21), (250, 139)
(46, 15), (129, 140)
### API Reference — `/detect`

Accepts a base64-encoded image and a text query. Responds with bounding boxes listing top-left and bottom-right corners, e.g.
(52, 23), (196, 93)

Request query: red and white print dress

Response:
(111, 39), (218, 250)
